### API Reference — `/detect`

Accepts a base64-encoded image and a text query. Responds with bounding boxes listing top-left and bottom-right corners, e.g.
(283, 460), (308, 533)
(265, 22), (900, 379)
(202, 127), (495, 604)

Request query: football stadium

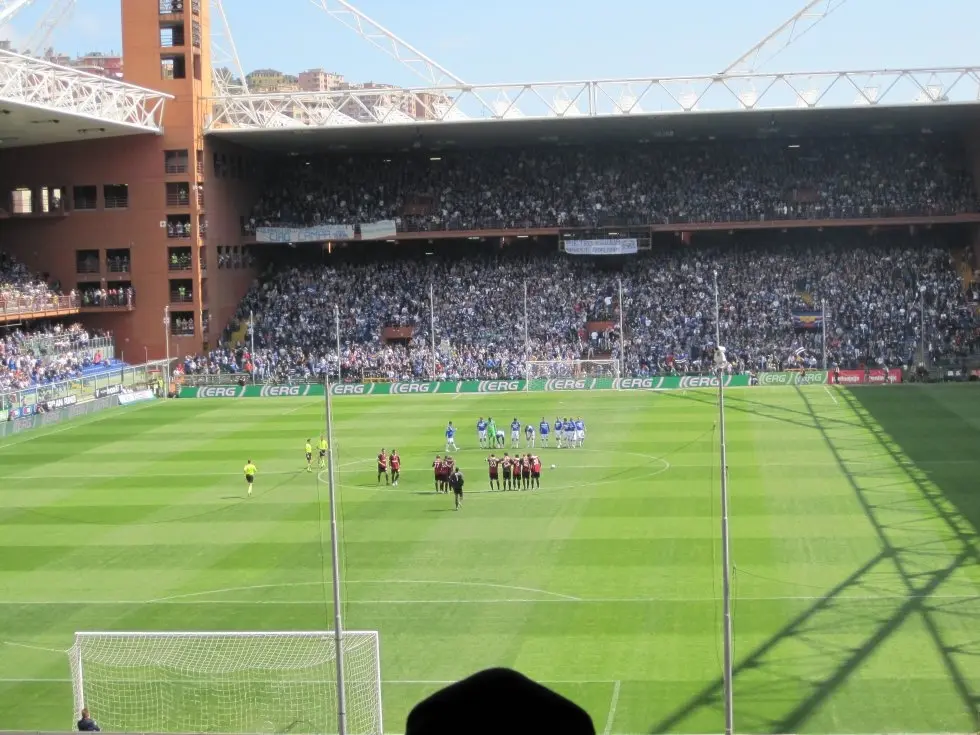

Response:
(1, 1), (980, 734)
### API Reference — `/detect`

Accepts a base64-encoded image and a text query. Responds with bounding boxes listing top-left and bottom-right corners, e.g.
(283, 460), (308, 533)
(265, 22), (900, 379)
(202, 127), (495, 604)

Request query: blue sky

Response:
(2, 0), (979, 86)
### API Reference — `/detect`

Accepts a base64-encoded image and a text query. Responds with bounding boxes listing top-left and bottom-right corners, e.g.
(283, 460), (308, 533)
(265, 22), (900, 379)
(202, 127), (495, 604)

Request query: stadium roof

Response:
(0, 48), (171, 149)
(209, 99), (980, 153)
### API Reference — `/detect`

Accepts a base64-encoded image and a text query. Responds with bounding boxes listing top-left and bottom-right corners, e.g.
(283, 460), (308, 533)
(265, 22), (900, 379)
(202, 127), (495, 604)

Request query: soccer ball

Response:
(550, 464), (557, 469)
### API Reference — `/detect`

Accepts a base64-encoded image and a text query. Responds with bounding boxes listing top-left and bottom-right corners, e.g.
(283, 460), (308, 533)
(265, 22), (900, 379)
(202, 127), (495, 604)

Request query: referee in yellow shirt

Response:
(318, 434), (328, 469)
(244, 460), (257, 497)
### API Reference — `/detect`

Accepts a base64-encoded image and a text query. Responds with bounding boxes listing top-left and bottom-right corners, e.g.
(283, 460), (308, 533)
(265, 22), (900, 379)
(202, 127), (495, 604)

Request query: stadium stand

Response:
(183, 231), (980, 384)
(247, 136), (979, 233)
(0, 252), (120, 395)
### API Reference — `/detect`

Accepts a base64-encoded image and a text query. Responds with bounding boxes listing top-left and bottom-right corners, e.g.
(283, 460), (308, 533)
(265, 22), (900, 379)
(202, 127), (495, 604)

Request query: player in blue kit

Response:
(476, 417), (488, 448)
(524, 422), (535, 448)
(510, 418), (521, 449)
(554, 417), (563, 448)
(539, 417), (550, 447)
(445, 421), (459, 452)
(564, 417), (575, 448)
(575, 416), (586, 447)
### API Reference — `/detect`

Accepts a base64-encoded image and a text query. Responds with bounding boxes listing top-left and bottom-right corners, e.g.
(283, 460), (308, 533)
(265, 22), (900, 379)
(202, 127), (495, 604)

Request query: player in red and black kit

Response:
(487, 453), (501, 491)
(432, 455), (443, 493)
(520, 453), (532, 490)
(530, 454), (542, 489)
(443, 456), (455, 493)
(377, 449), (389, 485)
(389, 450), (401, 486)
(501, 453), (513, 491)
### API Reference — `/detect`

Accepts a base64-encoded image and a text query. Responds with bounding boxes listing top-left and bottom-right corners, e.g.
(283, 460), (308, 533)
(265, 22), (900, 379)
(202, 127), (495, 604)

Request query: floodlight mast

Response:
(22, 0), (74, 57)
(721, 0), (850, 75)
(307, 0), (468, 87)
(210, 0), (249, 95)
(0, 0), (38, 27)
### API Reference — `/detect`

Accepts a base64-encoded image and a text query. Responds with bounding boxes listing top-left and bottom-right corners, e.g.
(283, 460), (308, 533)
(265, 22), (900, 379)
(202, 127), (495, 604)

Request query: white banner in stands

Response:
(255, 225), (355, 243)
(360, 220), (398, 239)
(564, 238), (638, 255)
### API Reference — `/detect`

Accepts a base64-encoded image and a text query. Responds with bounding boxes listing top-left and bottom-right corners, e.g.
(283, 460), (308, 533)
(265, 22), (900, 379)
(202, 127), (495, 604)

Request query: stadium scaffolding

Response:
(205, 66), (980, 130)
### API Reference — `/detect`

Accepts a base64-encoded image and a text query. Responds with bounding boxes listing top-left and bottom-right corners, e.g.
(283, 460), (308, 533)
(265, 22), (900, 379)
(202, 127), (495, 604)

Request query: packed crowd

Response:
(248, 136), (978, 232)
(0, 323), (111, 395)
(184, 233), (980, 383)
(0, 251), (71, 314)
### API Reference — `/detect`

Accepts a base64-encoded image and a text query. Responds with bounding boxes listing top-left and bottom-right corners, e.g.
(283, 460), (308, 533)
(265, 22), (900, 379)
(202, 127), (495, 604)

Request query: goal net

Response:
(69, 631), (383, 735)
(525, 359), (620, 389)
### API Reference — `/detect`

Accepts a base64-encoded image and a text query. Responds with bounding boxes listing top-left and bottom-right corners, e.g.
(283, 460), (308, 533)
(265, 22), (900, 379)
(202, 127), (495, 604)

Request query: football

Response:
(550, 464), (557, 469)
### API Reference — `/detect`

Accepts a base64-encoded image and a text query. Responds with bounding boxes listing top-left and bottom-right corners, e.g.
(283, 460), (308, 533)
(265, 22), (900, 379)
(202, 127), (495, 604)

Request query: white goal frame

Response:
(69, 630), (383, 735)
(525, 359), (621, 389)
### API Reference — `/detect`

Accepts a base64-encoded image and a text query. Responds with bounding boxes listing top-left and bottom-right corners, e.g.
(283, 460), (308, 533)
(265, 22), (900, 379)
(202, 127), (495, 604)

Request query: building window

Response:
(104, 184), (129, 209)
(171, 311), (195, 336)
(168, 246), (192, 271)
(169, 279), (194, 304)
(106, 248), (131, 274)
(192, 20), (202, 48)
(196, 149), (204, 177)
(40, 186), (65, 213)
(72, 185), (97, 210)
(75, 249), (100, 274)
(166, 214), (192, 239)
(193, 53), (201, 81)
(199, 214), (207, 239)
(165, 149), (189, 174)
(159, 0), (183, 15)
(160, 53), (186, 80)
(165, 182), (190, 207)
(199, 245), (207, 272)
(196, 183), (204, 208)
(160, 22), (185, 48)
(10, 187), (32, 214)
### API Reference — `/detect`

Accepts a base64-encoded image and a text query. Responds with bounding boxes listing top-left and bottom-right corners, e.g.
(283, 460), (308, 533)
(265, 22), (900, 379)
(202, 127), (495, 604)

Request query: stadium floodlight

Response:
(713, 270), (735, 735)
(68, 630), (383, 735)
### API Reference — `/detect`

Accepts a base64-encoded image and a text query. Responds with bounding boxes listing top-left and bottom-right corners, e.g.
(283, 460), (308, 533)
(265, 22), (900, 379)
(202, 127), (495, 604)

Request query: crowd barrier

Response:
(177, 370), (905, 398)
(1, 360), (168, 415)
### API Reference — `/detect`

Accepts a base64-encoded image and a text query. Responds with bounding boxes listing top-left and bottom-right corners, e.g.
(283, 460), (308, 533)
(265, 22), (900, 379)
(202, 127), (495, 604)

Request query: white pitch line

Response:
(0, 593), (976, 606)
(823, 384), (839, 406)
(146, 579), (581, 603)
(603, 680), (622, 735)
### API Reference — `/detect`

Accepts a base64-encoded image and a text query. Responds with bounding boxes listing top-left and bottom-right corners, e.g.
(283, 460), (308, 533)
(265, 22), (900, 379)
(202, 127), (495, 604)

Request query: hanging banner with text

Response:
(563, 238), (638, 256)
(360, 220), (398, 240)
(255, 224), (355, 243)
(830, 369), (903, 385)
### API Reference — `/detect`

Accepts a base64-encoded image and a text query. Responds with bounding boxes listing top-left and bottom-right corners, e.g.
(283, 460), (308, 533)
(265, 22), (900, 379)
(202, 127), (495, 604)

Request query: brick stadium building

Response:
(1, 1), (979, 362)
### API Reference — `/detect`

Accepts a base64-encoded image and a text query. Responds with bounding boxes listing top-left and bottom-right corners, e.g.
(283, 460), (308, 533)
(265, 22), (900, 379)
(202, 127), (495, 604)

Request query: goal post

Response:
(525, 359), (621, 390)
(69, 631), (383, 735)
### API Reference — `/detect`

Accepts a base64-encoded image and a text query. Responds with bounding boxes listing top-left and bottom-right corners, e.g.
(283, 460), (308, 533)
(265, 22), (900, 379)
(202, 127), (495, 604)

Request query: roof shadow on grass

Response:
(648, 385), (980, 734)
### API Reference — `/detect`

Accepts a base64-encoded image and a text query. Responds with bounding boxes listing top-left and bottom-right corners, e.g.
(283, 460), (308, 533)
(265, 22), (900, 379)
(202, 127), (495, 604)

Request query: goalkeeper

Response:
(77, 708), (101, 732)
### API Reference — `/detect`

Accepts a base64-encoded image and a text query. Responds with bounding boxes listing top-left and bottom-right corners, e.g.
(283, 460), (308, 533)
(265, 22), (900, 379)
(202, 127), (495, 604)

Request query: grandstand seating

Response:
(248, 136), (979, 233)
(187, 231), (980, 383)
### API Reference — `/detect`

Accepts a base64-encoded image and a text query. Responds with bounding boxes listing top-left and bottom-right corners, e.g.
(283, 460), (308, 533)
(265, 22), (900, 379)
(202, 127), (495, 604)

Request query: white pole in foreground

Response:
(249, 310), (255, 383)
(335, 306), (342, 383)
(162, 305), (171, 397)
(618, 277), (625, 377)
(430, 282), (437, 380)
(326, 308), (347, 735)
(714, 270), (735, 735)
(821, 299), (827, 371)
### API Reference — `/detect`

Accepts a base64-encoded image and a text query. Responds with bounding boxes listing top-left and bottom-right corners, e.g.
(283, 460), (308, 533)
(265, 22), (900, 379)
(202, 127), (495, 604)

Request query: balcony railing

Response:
(165, 161), (189, 174)
(76, 263), (100, 275)
(166, 191), (190, 207)
(160, 0), (183, 14)
(0, 293), (78, 317)
(170, 291), (194, 304)
(107, 261), (131, 274)
(167, 223), (192, 239)
(169, 260), (193, 272)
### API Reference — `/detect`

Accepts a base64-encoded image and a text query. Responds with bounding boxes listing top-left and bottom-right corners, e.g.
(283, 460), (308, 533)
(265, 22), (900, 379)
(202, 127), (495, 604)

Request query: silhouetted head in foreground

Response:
(406, 668), (595, 735)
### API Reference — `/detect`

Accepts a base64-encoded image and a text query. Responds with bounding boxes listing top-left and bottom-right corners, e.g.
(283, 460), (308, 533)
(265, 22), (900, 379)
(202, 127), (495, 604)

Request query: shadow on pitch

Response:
(647, 385), (980, 734)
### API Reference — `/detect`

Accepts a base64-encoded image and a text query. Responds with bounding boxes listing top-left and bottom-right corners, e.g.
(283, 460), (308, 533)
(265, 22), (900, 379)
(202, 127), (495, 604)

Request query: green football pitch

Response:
(0, 385), (978, 734)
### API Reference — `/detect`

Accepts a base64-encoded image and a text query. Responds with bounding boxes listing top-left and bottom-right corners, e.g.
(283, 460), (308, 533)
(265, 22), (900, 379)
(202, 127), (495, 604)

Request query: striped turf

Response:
(0, 385), (978, 734)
